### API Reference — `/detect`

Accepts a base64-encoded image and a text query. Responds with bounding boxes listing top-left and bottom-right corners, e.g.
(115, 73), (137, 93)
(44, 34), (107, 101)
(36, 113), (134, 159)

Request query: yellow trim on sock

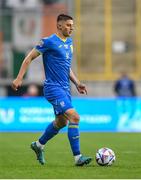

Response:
(68, 125), (78, 128)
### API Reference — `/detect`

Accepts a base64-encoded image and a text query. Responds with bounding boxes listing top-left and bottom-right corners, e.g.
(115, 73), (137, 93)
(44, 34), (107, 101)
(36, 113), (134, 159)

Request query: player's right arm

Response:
(12, 48), (40, 91)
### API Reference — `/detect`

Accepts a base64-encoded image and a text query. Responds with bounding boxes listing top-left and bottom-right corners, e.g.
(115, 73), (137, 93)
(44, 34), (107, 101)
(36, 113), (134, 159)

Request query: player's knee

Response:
(65, 109), (80, 124)
(54, 118), (68, 129)
(70, 113), (80, 123)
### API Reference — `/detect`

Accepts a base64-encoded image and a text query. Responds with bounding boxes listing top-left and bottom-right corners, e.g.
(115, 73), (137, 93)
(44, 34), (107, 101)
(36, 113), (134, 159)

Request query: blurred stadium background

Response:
(0, 0), (141, 132)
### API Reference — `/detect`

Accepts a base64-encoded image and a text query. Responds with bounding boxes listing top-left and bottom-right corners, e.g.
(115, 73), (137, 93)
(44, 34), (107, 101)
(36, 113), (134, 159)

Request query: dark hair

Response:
(57, 14), (73, 22)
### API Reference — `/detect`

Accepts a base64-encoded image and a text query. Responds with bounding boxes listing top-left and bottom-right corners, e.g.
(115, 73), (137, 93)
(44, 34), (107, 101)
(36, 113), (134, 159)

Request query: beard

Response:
(63, 31), (72, 37)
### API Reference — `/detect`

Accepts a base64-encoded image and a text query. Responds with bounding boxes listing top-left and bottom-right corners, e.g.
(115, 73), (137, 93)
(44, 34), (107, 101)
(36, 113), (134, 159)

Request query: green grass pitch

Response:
(0, 132), (141, 179)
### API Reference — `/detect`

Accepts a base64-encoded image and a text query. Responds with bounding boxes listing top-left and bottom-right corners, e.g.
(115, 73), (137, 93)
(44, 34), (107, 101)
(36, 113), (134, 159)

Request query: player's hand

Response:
(12, 78), (22, 91)
(76, 83), (87, 95)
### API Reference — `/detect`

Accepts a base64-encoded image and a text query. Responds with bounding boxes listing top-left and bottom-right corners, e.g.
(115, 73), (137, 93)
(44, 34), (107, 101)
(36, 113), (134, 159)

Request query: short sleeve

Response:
(35, 38), (49, 54)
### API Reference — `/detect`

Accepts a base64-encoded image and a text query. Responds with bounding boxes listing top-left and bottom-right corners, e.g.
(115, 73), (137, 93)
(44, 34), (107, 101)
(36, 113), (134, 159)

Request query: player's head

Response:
(57, 14), (74, 37)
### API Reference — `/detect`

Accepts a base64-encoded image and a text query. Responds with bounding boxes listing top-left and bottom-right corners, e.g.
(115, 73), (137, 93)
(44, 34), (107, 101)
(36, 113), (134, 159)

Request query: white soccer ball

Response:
(96, 147), (116, 166)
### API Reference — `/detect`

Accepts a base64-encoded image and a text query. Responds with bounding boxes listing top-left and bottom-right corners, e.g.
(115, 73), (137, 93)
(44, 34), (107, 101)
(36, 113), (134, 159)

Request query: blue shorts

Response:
(43, 85), (73, 115)
(48, 94), (73, 115)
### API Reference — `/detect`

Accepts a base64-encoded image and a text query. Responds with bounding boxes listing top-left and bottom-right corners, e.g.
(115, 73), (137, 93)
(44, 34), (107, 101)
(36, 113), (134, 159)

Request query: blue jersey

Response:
(114, 77), (136, 97)
(35, 34), (73, 100)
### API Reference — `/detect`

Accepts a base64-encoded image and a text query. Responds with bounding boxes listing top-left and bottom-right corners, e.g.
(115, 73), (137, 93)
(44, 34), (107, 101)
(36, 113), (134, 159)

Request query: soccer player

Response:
(12, 14), (92, 166)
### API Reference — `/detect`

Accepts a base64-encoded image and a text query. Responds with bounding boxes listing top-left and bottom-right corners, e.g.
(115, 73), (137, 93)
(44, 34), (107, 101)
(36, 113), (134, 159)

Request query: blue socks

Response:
(39, 121), (59, 145)
(38, 121), (81, 157)
(68, 122), (81, 156)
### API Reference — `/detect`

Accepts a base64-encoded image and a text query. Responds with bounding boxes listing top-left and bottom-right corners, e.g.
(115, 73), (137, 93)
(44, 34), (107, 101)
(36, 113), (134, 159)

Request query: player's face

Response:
(60, 20), (74, 37)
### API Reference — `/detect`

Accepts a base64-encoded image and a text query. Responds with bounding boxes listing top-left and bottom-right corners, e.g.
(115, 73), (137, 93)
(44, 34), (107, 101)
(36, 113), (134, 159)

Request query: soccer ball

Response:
(96, 147), (116, 166)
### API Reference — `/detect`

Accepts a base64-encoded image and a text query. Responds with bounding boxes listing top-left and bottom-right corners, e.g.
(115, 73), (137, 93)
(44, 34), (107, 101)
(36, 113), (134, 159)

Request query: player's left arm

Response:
(70, 68), (87, 95)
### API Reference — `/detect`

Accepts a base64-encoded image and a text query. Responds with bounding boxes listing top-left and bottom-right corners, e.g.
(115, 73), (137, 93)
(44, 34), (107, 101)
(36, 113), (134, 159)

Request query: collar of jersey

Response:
(55, 33), (67, 43)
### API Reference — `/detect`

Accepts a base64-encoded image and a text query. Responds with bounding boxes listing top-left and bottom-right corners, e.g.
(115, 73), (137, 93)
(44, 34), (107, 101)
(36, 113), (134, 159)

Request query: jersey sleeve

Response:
(35, 38), (49, 54)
